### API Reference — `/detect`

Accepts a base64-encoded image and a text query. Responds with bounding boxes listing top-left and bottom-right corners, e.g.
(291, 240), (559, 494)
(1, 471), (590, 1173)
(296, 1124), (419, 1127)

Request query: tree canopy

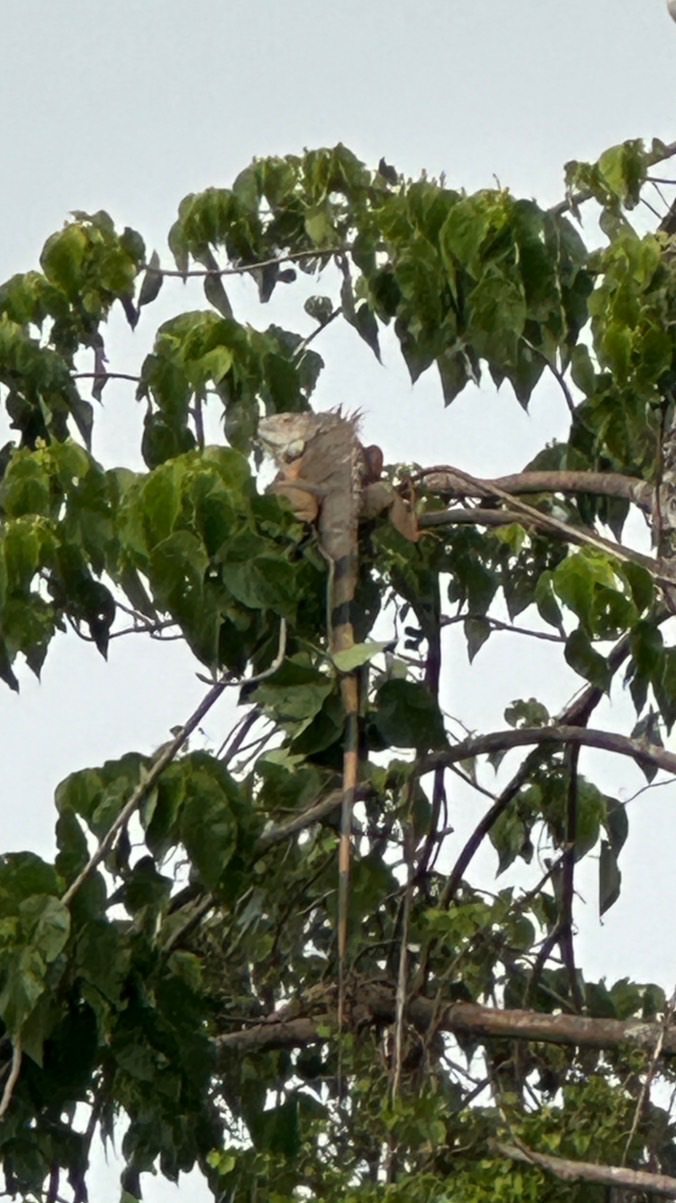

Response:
(2, 138), (676, 1201)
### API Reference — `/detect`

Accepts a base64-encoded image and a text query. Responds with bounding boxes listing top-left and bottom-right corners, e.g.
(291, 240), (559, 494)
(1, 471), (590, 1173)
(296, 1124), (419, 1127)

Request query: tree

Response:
(2, 137), (676, 1202)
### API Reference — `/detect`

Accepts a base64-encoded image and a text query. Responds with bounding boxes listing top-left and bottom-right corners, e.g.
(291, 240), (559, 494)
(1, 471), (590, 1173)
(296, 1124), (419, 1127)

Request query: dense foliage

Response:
(2, 138), (676, 1201)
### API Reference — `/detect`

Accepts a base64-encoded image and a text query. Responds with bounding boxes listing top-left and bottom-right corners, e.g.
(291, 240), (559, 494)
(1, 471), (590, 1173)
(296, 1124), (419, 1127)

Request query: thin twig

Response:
(547, 360), (576, 417)
(622, 985), (676, 1166)
(61, 621), (287, 906)
(391, 808), (415, 1102)
(192, 393), (205, 451)
(73, 372), (142, 385)
(145, 247), (342, 279)
(547, 139), (676, 218)
(0, 1038), (22, 1120)
(218, 706), (262, 763)
(292, 306), (342, 360)
(440, 612), (565, 643)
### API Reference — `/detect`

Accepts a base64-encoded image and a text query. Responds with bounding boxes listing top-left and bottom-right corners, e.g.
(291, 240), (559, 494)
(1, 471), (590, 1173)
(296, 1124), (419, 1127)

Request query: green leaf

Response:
(630, 710), (663, 782)
(464, 617), (490, 663)
(0, 945), (50, 1032)
(304, 204), (335, 246)
(504, 698), (550, 728)
(137, 251), (163, 309)
(253, 658), (333, 725)
(20, 894), (70, 962)
(0, 852), (60, 902)
(570, 344), (596, 396)
(653, 646), (676, 732)
(0, 451), (51, 517)
(374, 679), (447, 751)
(220, 551), (297, 614)
(332, 641), (392, 672)
(604, 795), (629, 854)
(249, 1096), (301, 1158)
(564, 628), (611, 691)
(204, 269), (233, 319)
(3, 517), (40, 591)
(179, 756), (239, 891)
(609, 977), (642, 1020)
(553, 551), (633, 636)
(40, 225), (87, 297)
(534, 570), (564, 630)
(353, 303), (381, 361)
(0, 636), (19, 691)
(489, 809), (530, 874)
(305, 295), (334, 324)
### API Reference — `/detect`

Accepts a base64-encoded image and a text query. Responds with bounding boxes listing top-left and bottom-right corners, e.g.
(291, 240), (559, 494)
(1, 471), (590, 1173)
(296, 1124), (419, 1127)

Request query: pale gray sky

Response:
(2, 4), (676, 1197)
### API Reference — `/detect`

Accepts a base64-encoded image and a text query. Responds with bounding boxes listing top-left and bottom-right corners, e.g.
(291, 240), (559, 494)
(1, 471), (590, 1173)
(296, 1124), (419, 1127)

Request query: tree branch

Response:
(494, 1139), (676, 1198)
(60, 678), (231, 906)
(446, 623), (645, 922)
(214, 980), (676, 1058)
(0, 1038), (21, 1120)
(419, 723), (676, 781)
(419, 467), (649, 510)
(419, 463), (675, 589)
(144, 247), (342, 279)
(547, 138), (676, 218)
(61, 621), (287, 906)
(252, 717), (671, 868)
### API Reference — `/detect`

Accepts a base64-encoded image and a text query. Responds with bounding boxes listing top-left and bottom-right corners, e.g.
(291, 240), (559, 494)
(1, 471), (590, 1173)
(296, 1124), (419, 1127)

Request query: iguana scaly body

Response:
(258, 410), (364, 1029)
(258, 409), (418, 1033)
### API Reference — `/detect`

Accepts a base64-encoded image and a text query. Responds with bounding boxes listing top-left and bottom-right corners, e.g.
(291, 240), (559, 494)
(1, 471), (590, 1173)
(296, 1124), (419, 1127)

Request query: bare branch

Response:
(419, 467), (647, 508)
(144, 247), (342, 280)
(253, 719), (672, 866)
(494, 1139), (676, 1198)
(256, 789), (345, 853)
(73, 372), (142, 385)
(440, 612), (565, 643)
(419, 463), (674, 588)
(433, 624), (640, 914)
(623, 985), (676, 1165)
(419, 723), (676, 781)
(215, 980), (676, 1058)
(0, 1039), (21, 1120)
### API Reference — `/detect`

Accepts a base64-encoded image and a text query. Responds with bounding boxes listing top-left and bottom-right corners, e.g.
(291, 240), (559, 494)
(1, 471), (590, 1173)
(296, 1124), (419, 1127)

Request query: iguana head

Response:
(258, 409), (358, 465)
(257, 411), (320, 464)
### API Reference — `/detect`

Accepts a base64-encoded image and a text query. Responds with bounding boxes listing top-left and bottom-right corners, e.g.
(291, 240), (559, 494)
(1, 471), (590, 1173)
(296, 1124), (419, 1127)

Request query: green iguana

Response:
(257, 409), (417, 1030)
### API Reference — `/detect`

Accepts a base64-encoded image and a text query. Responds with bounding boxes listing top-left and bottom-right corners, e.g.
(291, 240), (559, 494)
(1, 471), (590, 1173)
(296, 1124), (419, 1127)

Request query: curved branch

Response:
(436, 625), (640, 912)
(421, 507), (538, 529)
(73, 372), (142, 386)
(418, 463), (674, 587)
(420, 467), (649, 511)
(419, 724), (676, 781)
(254, 715), (670, 865)
(256, 789), (345, 853)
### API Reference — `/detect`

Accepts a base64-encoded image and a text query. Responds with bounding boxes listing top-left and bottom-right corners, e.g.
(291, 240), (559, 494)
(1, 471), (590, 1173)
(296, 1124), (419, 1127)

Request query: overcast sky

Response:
(2, 3), (676, 1198)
